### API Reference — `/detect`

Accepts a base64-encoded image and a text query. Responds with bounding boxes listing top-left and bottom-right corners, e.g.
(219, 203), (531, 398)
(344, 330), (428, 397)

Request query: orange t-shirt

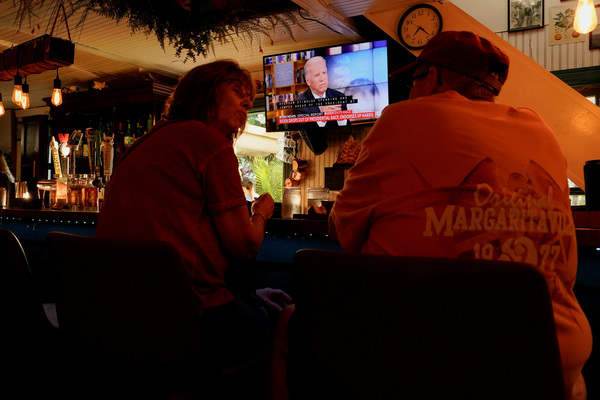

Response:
(330, 91), (592, 400)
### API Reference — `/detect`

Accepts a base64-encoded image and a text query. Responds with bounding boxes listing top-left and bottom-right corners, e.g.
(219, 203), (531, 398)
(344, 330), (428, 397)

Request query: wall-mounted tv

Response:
(263, 40), (389, 132)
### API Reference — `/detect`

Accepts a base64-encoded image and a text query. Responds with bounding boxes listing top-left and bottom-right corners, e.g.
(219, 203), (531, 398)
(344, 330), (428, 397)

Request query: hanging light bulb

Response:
(51, 69), (62, 106)
(574, 0), (598, 34)
(12, 72), (22, 105)
(0, 93), (5, 117)
(20, 77), (30, 110)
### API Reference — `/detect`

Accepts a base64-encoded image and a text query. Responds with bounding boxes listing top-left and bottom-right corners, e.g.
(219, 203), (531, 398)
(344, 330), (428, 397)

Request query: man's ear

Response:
(427, 66), (442, 94)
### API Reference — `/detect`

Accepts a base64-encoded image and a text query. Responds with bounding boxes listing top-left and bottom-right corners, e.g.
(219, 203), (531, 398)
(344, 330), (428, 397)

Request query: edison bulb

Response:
(0, 101), (5, 117)
(12, 84), (22, 105)
(574, 0), (598, 34)
(51, 88), (63, 106)
(20, 92), (30, 110)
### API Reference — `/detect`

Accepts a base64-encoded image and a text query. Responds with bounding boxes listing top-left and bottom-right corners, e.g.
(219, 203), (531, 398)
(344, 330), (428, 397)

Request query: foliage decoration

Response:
(13, 0), (303, 61)
(251, 155), (283, 202)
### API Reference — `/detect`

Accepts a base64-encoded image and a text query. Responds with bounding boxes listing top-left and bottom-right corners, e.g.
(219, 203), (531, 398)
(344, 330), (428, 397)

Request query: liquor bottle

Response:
(146, 114), (153, 133)
(124, 118), (134, 147)
(113, 122), (125, 165)
(136, 117), (143, 139)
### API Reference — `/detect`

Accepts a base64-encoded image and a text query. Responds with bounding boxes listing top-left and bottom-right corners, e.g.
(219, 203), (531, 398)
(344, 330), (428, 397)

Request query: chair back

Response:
(288, 249), (565, 400)
(46, 231), (200, 366)
(0, 228), (61, 398)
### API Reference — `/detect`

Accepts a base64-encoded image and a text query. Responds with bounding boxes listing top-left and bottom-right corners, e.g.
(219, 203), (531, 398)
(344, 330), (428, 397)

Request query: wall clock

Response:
(398, 3), (443, 50)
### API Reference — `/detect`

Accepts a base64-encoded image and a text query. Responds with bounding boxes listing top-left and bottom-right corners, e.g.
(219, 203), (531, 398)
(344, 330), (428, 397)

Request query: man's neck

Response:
(310, 89), (326, 98)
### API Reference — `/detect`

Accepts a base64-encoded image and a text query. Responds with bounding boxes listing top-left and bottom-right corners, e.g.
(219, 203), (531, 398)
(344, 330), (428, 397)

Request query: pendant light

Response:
(574, 0), (598, 34)
(20, 77), (30, 110)
(0, 93), (5, 116)
(12, 71), (22, 105)
(51, 69), (63, 106)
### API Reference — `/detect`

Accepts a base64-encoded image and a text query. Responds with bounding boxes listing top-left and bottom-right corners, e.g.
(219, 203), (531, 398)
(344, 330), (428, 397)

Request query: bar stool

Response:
(46, 231), (268, 400)
(285, 249), (566, 400)
(0, 228), (63, 399)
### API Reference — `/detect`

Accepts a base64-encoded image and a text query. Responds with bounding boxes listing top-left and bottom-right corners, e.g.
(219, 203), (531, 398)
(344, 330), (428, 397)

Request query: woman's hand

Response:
(251, 193), (274, 219)
(256, 288), (293, 312)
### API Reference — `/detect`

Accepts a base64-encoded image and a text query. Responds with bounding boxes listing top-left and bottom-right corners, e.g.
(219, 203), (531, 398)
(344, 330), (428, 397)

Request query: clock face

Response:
(398, 4), (443, 50)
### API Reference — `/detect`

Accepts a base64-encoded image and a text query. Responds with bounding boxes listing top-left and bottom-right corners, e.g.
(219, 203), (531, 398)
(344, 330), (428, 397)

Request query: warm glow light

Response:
(0, 93), (5, 117)
(20, 78), (29, 110)
(574, 0), (598, 34)
(12, 74), (22, 105)
(51, 70), (62, 106)
(51, 88), (62, 106)
(23, 192), (30, 199)
(20, 93), (30, 110)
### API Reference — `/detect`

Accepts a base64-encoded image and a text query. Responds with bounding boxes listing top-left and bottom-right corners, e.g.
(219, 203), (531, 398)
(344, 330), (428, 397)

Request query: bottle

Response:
(146, 114), (153, 133)
(113, 122), (125, 164)
(136, 117), (143, 139)
(124, 118), (134, 147)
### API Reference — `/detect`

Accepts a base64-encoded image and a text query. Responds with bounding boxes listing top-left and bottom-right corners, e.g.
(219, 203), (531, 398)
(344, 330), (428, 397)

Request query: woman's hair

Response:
(0, 151), (15, 183)
(163, 60), (255, 139)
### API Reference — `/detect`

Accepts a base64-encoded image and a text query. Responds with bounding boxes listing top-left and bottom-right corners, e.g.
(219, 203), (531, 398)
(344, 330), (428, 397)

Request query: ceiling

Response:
(0, 0), (420, 111)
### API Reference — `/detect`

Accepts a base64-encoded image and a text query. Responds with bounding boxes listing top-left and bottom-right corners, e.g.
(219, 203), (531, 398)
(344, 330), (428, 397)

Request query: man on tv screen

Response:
(292, 56), (348, 128)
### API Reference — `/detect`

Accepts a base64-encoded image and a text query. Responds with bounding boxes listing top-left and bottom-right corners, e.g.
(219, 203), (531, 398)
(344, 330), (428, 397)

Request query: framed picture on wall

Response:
(590, 5), (600, 50)
(508, 0), (544, 32)
(549, 5), (587, 45)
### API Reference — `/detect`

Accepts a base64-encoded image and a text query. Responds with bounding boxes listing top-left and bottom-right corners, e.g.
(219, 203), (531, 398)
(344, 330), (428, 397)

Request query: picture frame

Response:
(509, 0), (544, 32)
(549, 5), (587, 45)
(590, 5), (600, 50)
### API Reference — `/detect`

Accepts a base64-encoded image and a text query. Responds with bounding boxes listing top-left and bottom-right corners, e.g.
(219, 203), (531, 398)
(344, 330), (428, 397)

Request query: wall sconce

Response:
(12, 72), (22, 105)
(574, 0), (598, 34)
(20, 77), (30, 110)
(0, 93), (5, 117)
(51, 69), (62, 106)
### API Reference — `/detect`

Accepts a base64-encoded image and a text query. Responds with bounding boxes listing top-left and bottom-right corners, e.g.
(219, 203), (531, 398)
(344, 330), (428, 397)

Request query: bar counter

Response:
(0, 207), (332, 239)
(3, 207), (599, 243)
(2, 207), (599, 290)
(0, 206), (341, 274)
(3, 207), (599, 241)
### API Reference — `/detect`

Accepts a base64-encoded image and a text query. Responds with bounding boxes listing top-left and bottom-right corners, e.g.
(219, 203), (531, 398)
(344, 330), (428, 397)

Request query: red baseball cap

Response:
(392, 31), (510, 94)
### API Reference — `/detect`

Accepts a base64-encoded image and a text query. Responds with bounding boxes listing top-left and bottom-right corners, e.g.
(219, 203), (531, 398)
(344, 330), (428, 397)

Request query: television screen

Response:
(263, 40), (389, 132)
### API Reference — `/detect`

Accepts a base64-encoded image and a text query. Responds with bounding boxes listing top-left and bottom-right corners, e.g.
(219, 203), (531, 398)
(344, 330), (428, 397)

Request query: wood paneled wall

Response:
(295, 125), (370, 211)
(498, 27), (600, 72)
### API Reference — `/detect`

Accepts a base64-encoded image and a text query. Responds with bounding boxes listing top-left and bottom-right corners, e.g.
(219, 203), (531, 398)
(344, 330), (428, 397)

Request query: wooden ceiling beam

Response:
(291, 0), (363, 41)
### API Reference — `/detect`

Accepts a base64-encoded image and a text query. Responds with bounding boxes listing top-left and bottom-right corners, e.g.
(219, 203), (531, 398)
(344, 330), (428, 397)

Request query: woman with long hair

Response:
(95, 60), (292, 388)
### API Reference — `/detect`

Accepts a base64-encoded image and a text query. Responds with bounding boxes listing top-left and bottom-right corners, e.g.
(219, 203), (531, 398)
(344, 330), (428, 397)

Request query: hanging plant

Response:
(13, 0), (303, 61)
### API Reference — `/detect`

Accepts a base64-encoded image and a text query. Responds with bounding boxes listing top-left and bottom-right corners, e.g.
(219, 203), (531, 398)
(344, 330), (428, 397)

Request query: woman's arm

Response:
(213, 193), (274, 259)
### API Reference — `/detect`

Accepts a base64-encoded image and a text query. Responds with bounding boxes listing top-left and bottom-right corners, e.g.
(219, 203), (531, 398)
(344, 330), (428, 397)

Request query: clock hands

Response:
(413, 25), (432, 37)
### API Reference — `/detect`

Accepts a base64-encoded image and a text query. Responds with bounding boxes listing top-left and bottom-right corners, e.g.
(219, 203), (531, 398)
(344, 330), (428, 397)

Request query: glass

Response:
(36, 179), (56, 209)
(67, 174), (99, 211)
(282, 187), (302, 219)
(0, 187), (7, 209)
(307, 188), (329, 208)
(14, 181), (27, 198)
(84, 177), (99, 212)
(222, 78), (252, 100)
(53, 174), (68, 210)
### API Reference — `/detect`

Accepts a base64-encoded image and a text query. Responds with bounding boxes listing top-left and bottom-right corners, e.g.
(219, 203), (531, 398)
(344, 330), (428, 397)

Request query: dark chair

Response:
(0, 228), (62, 399)
(46, 231), (267, 400)
(287, 249), (566, 400)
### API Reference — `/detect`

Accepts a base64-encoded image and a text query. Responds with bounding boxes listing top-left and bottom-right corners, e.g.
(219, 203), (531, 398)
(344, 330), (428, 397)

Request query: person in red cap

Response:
(329, 31), (592, 400)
